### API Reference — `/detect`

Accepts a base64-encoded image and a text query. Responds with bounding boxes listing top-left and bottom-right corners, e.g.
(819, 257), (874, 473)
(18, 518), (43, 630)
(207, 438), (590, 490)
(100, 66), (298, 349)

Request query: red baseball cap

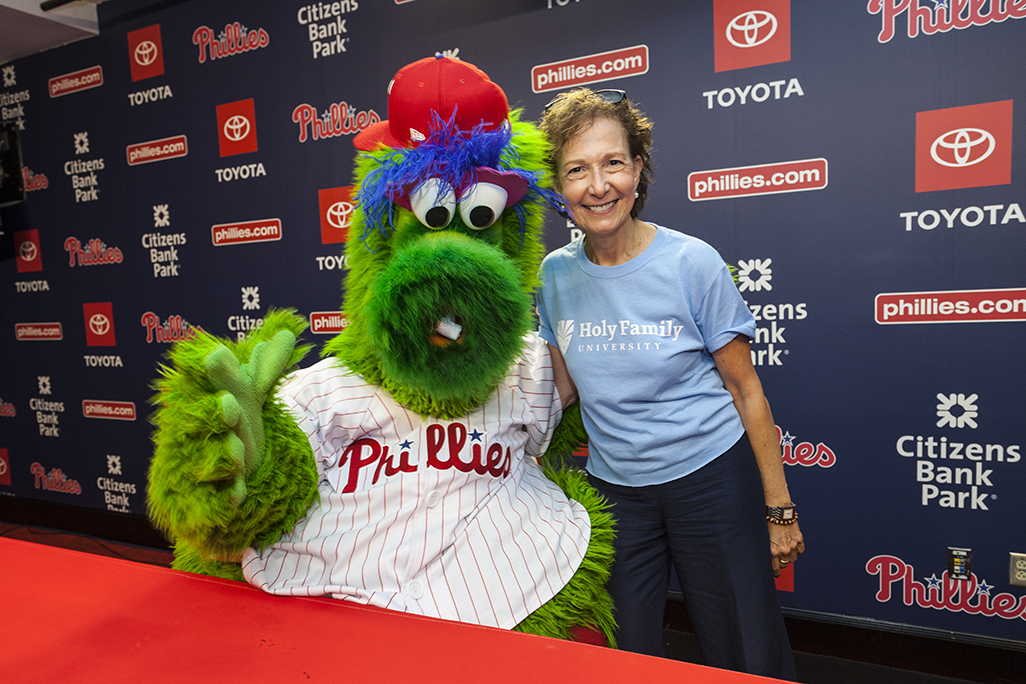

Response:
(354, 56), (510, 151)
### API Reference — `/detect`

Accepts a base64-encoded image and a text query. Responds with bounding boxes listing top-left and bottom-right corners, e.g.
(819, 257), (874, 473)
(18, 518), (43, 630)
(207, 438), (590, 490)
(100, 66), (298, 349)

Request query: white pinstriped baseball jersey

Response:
(240, 333), (591, 630)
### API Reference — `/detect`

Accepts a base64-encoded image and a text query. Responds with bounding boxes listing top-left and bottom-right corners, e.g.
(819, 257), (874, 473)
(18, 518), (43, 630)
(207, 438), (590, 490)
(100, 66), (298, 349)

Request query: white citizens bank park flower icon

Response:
(224, 115), (251, 142)
(936, 393), (979, 429)
(737, 258), (772, 292)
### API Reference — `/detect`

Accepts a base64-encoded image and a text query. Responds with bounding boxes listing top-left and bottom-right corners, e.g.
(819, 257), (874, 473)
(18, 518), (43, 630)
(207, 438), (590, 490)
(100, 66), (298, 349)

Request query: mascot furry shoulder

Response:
(147, 56), (615, 645)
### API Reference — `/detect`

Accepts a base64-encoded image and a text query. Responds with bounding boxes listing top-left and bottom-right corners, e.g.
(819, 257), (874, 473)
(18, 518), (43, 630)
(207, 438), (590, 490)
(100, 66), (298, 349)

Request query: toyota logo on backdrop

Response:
(916, 100), (1012, 193)
(714, 0), (790, 72)
(14, 229), (43, 273)
(89, 313), (111, 337)
(727, 10), (777, 47)
(318, 186), (355, 244)
(216, 98), (258, 157)
(930, 128), (995, 168)
(223, 115), (251, 142)
(83, 302), (117, 346)
(19, 241), (38, 263)
(126, 24), (165, 81)
(134, 41), (158, 66)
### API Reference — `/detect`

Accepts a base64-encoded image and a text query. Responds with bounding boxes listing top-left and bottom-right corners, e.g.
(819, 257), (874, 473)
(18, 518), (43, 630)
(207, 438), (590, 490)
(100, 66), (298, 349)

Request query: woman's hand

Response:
(769, 521), (805, 577)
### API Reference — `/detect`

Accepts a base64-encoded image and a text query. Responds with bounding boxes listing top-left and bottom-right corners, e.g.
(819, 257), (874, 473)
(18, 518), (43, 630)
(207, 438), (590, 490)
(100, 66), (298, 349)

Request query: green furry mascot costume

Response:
(148, 56), (615, 645)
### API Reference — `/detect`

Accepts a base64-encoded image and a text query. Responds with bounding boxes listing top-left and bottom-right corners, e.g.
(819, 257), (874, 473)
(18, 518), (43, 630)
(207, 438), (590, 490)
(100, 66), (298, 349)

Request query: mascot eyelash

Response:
(356, 108), (564, 250)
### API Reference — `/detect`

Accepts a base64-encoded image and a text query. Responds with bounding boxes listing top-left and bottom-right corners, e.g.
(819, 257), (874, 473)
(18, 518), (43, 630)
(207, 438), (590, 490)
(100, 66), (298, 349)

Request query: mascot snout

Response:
(366, 231), (531, 402)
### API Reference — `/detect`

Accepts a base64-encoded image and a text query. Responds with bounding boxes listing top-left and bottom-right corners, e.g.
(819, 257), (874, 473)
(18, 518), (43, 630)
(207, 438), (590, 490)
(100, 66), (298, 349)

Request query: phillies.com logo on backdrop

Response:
(714, 0), (790, 72)
(83, 302), (116, 347)
(14, 229), (43, 273)
(127, 24), (165, 82)
(916, 100), (1012, 193)
(216, 98), (258, 157)
(318, 186), (355, 244)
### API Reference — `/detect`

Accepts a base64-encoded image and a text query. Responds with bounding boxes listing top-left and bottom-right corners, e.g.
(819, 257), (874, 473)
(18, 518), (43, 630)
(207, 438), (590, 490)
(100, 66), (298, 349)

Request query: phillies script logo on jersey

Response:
(867, 555), (1026, 621)
(217, 98), (258, 157)
(339, 423), (513, 494)
(714, 0), (791, 72)
(14, 229), (43, 273)
(318, 186), (354, 244)
(127, 24), (165, 81)
(83, 302), (116, 347)
(916, 100), (1012, 193)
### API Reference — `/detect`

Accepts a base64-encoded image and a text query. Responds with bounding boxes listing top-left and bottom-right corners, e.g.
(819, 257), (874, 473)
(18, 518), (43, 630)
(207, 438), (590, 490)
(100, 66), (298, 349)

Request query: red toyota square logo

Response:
(714, 0), (790, 72)
(127, 24), (165, 82)
(916, 100), (1013, 193)
(83, 302), (116, 347)
(318, 186), (355, 244)
(14, 229), (43, 273)
(216, 99), (258, 157)
(0, 448), (11, 486)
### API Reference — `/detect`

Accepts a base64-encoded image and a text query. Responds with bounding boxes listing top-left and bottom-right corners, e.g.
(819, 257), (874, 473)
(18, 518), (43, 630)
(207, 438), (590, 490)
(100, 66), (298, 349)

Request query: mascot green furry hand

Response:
(148, 56), (614, 645)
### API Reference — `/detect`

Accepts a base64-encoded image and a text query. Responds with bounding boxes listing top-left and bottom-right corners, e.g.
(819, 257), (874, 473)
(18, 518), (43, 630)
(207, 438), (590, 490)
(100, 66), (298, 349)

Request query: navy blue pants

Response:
(589, 435), (796, 681)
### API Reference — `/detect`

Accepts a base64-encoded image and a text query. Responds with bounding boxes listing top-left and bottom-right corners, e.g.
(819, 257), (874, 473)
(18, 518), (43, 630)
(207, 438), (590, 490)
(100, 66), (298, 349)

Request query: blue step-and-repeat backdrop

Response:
(1, 0), (1024, 644)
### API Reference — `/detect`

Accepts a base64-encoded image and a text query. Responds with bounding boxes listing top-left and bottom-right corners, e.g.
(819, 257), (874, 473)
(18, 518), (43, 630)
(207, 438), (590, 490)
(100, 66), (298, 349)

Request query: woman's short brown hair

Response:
(539, 89), (654, 218)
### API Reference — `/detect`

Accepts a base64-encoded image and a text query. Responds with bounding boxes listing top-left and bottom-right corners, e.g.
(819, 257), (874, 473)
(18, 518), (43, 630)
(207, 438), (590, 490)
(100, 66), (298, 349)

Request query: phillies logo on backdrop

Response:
(318, 186), (355, 244)
(14, 229), (43, 273)
(126, 24), (165, 81)
(867, 555), (1026, 621)
(216, 98), (258, 157)
(83, 302), (116, 347)
(916, 100), (1012, 193)
(714, 0), (791, 72)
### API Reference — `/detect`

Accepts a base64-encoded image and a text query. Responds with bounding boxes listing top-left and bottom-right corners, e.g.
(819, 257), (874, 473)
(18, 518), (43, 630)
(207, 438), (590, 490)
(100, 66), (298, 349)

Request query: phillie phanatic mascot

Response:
(147, 56), (615, 644)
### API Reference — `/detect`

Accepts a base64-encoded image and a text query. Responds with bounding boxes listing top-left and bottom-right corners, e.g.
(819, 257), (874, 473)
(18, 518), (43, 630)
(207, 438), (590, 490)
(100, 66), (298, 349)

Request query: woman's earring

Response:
(635, 191), (639, 198)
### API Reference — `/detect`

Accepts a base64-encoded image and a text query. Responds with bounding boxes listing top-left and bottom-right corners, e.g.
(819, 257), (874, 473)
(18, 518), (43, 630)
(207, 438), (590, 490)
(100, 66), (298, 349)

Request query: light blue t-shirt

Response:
(537, 224), (756, 487)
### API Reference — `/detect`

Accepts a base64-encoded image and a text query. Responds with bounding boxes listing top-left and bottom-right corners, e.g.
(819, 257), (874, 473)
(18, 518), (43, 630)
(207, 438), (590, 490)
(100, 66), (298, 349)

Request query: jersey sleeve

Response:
(513, 333), (564, 457)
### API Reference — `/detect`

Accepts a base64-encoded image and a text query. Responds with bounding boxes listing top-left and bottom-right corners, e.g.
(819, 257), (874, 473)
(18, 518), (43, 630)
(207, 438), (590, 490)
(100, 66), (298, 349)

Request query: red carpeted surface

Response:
(0, 537), (785, 683)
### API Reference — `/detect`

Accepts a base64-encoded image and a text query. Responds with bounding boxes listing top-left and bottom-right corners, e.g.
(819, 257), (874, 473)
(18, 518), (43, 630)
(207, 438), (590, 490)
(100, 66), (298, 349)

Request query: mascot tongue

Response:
(434, 315), (463, 343)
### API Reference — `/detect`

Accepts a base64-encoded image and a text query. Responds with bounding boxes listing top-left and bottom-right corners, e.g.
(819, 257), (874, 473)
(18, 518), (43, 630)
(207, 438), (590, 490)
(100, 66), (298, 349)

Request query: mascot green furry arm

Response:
(147, 56), (614, 646)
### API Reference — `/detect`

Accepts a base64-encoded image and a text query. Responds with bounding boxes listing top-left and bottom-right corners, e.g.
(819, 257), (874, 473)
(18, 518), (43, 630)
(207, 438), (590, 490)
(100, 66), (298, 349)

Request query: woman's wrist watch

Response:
(766, 503), (797, 525)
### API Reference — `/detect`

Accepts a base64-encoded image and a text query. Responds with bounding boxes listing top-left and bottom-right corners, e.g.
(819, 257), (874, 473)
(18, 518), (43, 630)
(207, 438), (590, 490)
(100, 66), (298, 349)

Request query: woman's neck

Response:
(583, 219), (656, 266)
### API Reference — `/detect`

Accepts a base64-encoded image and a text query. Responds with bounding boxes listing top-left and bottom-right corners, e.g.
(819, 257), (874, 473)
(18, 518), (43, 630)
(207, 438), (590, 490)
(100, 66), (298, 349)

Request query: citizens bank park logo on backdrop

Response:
(83, 302), (116, 346)
(319, 186), (354, 244)
(14, 229), (43, 273)
(916, 100), (1012, 193)
(126, 24), (165, 81)
(895, 393), (1020, 512)
(714, 0), (790, 72)
(217, 98), (258, 157)
(531, 45), (648, 93)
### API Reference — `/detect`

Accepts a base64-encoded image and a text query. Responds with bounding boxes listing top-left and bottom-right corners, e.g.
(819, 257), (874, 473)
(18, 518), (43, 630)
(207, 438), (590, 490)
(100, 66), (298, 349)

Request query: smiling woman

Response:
(537, 88), (803, 680)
